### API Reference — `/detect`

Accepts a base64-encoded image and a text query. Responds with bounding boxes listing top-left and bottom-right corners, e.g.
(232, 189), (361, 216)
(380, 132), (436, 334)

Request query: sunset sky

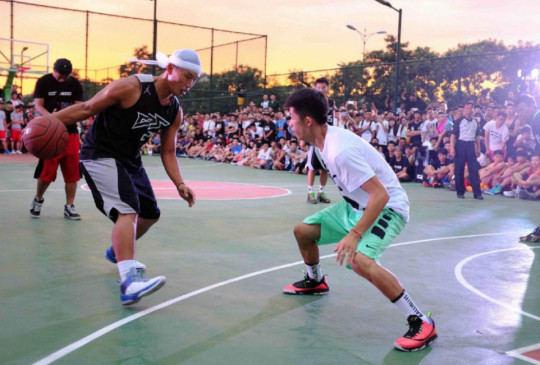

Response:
(1, 0), (539, 84)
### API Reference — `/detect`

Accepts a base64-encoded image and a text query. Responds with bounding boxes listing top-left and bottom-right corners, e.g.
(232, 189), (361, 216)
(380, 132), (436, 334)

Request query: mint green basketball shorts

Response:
(303, 200), (406, 264)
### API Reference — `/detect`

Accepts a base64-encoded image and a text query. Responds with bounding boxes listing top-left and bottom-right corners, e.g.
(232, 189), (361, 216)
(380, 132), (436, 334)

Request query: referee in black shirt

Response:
(450, 101), (483, 200)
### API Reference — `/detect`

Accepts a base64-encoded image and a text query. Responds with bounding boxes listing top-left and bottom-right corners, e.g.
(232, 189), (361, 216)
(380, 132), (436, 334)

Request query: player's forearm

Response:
(161, 149), (184, 186)
(351, 190), (389, 237)
(54, 103), (94, 125)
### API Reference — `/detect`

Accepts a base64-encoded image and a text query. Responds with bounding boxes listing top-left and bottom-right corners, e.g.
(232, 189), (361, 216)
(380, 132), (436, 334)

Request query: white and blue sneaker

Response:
(120, 268), (166, 306)
(105, 246), (147, 272)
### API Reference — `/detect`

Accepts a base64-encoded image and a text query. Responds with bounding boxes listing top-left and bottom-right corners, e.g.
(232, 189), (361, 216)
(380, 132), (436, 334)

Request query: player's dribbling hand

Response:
(178, 184), (196, 207)
(334, 234), (357, 267)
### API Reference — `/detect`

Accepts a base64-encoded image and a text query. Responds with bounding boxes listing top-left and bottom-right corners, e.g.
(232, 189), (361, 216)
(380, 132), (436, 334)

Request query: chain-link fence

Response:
(0, 0), (268, 105)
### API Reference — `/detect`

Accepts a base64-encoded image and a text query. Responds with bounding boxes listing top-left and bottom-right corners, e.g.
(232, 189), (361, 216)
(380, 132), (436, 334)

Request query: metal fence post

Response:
(458, 55), (463, 105)
(209, 28), (214, 113)
(343, 67), (348, 105)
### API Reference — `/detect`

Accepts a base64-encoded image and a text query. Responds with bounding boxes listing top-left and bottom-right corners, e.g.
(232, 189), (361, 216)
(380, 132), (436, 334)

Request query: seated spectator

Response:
(271, 143), (287, 170)
(253, 142), (274, 169)
(423, 148), (453, 187)
(514, 153), (540, 200)
(141, 137), (154, 156)
(389, 147), (411, 182)
(187, 139), (203, 158)
(488, 150), (531, 196)
(151, 133), (161, 155)
(386, 141), (396, 162)
(513, 125), (535, 156)
(484, 111), (509, 160)
(231, 142), (249, 164)
(479, 150), (508, 192)
(176, 136), (191, 156)
(249, 123), (263, 143)
(237, 143), (259, 166)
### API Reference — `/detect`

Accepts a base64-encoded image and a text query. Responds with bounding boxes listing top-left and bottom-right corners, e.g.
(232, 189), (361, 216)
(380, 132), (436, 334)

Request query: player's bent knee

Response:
(352, 253), (376, 280)
(293, 223), (320, 244)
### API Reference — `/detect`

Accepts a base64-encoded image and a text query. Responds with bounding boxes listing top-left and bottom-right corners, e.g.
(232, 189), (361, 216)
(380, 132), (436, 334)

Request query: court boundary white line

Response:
(32, 231), (516, 365)
(455, 246), (540, 364)
(507, 343), (540, 365)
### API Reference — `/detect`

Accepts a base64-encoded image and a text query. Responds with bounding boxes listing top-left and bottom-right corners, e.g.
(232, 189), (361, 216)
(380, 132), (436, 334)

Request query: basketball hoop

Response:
(17, 66), (30, 73)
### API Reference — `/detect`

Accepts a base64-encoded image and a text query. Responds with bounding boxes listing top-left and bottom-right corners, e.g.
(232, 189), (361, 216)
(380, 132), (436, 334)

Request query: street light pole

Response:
(374, 0), (402, 114)
(346, 24), (386, 61)
(20, 46), (28, 95)
(151, 0), (157, 76)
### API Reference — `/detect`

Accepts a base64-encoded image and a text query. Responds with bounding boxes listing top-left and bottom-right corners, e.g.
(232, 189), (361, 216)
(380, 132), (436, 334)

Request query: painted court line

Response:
(507, 343), (540, 365)
(455, 246), (540, 365)
(33, 231), (515, 365)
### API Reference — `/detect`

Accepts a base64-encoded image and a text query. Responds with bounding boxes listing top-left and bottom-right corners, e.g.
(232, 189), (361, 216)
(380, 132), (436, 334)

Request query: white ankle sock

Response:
(305, 261), (322, 282)
(319, 185), (325, 193)
(308, 186), (313, 193)
(392, 290), (428, 322)
(118, 260), (136, 282)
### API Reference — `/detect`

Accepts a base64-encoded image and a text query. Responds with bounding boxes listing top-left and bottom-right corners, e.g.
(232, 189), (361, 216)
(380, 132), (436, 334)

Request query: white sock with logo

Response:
(305, 261), (322, 282)
(319, 185), (325, 193)
(392, 290), (428, 322)
(308, 186), (313, 193)
(118, 260), (137, 282)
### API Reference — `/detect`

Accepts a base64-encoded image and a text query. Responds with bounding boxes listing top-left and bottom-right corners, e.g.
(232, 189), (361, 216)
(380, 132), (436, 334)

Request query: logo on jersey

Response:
(132, 112), (171, 141)
(143, 86), (152, 96)
(132, 112), (170, 130)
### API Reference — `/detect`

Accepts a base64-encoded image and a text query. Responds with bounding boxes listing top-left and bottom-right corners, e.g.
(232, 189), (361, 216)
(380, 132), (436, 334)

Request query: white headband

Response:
(129, 50), (202, 77)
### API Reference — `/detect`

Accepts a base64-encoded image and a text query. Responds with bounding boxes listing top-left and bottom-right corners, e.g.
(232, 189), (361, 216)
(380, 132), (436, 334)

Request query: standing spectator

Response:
(10, 92), (24, 107)
(450, 102), (483, 200)
(4, 101), (13, 152)
(406, 110), (423, 148)
(10, 104), (24, 153)
(261, 94), (270, 109)
(261, 113), (276, 144)
(359, 110), (376, 142)
(203, 115), (216, 139)
(505, 103), (522, 156)
(421, 109), (438, 148)
(505, 91), (515, 107)
(0, 99), (8, 153)
(373, 113), (389, 152)
(513, 125), (535, 155)
(236, 82), (246, 108)
(269, 94), (280, 111)
(477, 89), (493, 107)
(484, 111), (509, 159)
(30, 58), (83, 219)
(275, 111), (287, 139)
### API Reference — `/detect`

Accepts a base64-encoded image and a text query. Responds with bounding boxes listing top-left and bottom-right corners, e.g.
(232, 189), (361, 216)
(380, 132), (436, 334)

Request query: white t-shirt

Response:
(421, 119), (438, 141)
(484, 120), (509, 151)
(257, 148), (273, 160)
(261, 101), (269, 109)
(0, 111), (5, 131)
(203, 120), (216, 136)
(360, 120), (376, 141)
(315, 126), (410, 221)
(374, 120), (389, 145)
(250, 126), (264, 139)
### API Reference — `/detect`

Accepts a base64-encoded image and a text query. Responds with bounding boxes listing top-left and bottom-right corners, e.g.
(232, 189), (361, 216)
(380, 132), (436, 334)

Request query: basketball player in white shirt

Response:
(282, 88), (437, 352)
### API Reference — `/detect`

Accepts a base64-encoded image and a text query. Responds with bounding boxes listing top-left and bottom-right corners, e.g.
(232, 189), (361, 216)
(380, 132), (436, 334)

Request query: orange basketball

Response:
(23, 115), (69, 160)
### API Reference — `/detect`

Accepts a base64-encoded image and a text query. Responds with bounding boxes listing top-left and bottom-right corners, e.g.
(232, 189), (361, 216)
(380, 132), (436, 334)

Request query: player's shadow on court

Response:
(155, 294), (323, 364)
(381, 345), (433, 364)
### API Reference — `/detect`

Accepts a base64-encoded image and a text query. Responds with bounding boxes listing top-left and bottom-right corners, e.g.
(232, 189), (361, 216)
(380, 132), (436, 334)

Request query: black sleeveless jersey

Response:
(327, 98), (335, 126)
(81, 74), (180, 167)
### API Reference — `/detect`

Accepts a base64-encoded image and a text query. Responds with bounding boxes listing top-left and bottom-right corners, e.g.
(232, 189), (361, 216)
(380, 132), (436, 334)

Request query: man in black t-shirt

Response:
(406, 110), (423, 147)
(236, 82), (246, 108)
(423, 148), (453, 187)
(261, 113), (276, 143)
(30, 59), (84, 220)
(389, 147), (411, 182)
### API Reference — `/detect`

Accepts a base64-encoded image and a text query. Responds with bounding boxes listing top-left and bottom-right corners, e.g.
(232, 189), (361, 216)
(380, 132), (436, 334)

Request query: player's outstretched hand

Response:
(177, 184), (196, 207)
(334, 234), (357, 267)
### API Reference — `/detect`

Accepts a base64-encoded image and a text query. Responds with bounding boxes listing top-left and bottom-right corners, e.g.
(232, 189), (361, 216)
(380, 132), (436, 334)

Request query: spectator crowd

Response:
(1, 80), (539, 201)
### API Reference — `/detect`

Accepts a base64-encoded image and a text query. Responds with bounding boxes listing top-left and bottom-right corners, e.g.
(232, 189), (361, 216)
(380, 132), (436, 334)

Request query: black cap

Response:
(438, 148), (448, 155)
(54, 58), (73, 75)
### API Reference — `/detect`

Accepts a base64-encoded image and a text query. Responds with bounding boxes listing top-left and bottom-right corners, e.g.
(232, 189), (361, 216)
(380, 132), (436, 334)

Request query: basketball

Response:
(22, 115), (69, 160)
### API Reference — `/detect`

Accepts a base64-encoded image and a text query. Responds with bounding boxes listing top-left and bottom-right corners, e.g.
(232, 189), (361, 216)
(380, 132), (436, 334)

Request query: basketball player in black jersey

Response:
(52, 50), (200, 305)
(306, 77), (334, 204)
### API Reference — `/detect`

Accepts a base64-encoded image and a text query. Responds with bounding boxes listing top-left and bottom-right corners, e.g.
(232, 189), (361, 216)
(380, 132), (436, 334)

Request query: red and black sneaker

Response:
(283, 273), (329, 295)
(394, 313), (437, 352)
